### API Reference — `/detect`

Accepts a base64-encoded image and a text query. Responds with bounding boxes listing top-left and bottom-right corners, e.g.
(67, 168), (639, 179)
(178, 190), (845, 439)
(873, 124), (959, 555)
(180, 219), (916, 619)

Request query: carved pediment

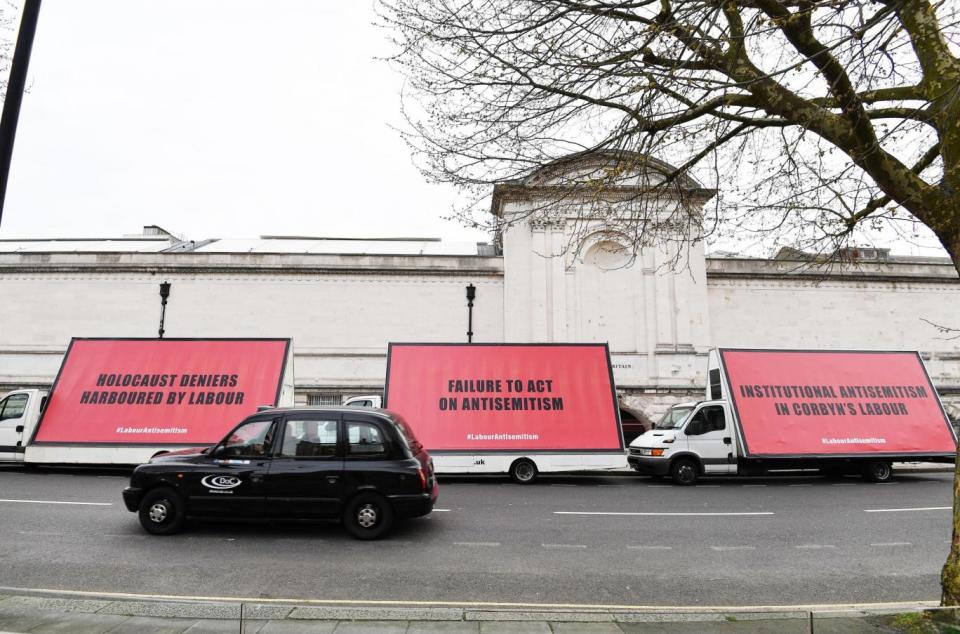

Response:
(491, 151), (715, 217)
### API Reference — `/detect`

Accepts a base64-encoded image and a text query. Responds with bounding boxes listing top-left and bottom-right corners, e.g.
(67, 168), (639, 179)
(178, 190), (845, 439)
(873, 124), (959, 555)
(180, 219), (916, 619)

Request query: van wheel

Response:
(670, 458), (699, 486)
(343, 492), (394, 540)
(862, 460), (893, 483)
(510, 459), (538, 484)
(138, 487), (186, 535)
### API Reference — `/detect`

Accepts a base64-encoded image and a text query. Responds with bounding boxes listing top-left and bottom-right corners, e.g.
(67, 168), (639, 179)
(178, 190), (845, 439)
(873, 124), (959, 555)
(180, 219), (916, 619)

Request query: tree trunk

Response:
(944, 455), (960, 605)
(940, 214), (960, 606)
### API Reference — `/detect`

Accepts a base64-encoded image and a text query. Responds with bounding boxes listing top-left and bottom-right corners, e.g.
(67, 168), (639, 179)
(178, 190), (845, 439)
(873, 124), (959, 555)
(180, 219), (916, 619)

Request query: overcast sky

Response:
(0, 1), (948, 257)
(0, 0), (489, 243)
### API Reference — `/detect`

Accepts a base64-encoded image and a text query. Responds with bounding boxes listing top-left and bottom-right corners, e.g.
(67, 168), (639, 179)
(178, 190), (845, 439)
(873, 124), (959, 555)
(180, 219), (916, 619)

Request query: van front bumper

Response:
(627, 455), (671, 476)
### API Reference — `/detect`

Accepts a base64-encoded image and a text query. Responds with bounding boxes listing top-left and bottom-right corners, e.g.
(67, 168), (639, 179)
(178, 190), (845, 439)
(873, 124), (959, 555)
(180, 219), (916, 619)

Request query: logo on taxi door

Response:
(201, 475), (242, 490)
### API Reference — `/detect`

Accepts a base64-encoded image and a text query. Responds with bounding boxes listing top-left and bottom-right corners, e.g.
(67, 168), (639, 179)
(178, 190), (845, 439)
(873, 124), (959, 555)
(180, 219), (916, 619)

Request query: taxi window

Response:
(221, 419), (275, 458)
(280, 419), (338, 458)
(347, 421), (387, 457)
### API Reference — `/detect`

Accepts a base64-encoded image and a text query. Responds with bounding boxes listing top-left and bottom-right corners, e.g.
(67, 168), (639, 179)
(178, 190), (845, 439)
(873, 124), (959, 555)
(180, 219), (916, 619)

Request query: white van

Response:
(628, 348), (957, 485)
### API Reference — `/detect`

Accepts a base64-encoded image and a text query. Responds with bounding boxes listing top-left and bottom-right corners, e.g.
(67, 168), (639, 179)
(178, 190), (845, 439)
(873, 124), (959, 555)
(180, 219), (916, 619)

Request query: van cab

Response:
(628, 401), (736, 484)
(122, 407), (438, 539)
(0, 389), (46, 462)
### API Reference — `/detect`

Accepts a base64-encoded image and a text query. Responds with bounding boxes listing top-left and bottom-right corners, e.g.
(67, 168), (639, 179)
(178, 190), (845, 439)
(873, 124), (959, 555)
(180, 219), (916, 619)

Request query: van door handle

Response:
(723, 437), (731, 445)
(15, 425), (23, 433)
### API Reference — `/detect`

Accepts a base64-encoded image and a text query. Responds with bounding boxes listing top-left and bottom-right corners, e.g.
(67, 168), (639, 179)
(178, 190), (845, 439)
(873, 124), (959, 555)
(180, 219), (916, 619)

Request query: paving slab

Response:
(552, 623), (625, 633)
(183, 618), (246, 634)
(808, 618), (885, 633)
(407, 621), (481, 633)
(290, 606), (462, 621)
(252, 620), (337, 634)
(478, 623), (552, 634)
(25, 611), (132, 634)
(332, 621), (409, 633)
(0, 612), (54, 633)
(102, 615), (201, 634)
(98, 600), (240, 619)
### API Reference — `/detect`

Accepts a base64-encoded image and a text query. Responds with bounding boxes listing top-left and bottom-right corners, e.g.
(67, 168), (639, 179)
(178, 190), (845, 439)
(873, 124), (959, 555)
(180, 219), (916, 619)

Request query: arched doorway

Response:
(619, 408), (652, 445)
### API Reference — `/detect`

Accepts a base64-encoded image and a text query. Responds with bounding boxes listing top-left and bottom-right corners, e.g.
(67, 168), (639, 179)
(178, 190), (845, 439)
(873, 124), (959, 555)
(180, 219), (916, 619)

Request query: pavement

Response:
(0, 591), (958, 633)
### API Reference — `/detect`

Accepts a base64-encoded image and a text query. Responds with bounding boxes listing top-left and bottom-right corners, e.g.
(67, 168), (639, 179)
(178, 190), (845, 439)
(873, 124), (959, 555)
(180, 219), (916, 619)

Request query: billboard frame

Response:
(28, 337), (292, 447)
(717, 347), (957, 460)
(384, 341), (625, 454)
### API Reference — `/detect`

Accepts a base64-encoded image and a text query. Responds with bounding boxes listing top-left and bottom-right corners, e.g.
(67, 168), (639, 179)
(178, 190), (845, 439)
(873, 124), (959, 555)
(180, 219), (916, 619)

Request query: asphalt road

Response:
(0, 467), (954, 608)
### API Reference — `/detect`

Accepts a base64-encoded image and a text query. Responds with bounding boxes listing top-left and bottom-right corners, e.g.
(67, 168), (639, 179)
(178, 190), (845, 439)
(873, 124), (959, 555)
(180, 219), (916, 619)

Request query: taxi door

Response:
(186, 417), (275, 515)
(265, 413), (345, 518)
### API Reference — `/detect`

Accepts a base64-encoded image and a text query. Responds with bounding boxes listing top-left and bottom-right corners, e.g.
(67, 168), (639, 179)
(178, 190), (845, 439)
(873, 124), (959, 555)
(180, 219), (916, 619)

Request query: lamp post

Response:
(158, 281), (171, 339)
(466, 283), (476, 343)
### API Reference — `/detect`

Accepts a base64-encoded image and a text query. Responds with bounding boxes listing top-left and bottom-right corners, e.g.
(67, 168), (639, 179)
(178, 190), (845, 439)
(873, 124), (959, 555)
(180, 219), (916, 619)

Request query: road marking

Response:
(794, 544), (836, 550)
(788, 484), (813, 487)
(17, 531), (65, 537)
(432, 509), (451, 512)
(864, 507), (951, 513)
(0, 498), (111, 506)
(598, 485), (625, 488)
(553, 511), (773, 517)
(0, 585), (941, 613)
(710, 546), (755, 551)
(542, 543), (587, 549)
(871, 542), (912, 547)
(453, 541), (500, 547)
(627, 545), (672, 551)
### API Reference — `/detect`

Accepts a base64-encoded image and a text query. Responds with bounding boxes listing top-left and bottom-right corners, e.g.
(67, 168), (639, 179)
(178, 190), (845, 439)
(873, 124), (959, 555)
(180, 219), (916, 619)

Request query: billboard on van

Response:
(719, 349), (957, 457)
(384, 343), (623, 452)
(32, 338), (290, 445)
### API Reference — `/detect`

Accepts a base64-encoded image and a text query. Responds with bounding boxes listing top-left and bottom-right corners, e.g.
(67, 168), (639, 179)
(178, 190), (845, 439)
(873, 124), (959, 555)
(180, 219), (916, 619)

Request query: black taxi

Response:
(122, 407), (438, 539)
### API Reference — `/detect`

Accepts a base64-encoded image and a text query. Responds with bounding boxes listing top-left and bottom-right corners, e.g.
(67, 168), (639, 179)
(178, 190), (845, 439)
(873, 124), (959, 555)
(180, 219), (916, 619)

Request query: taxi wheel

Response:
(344, 492), (394, 540)
(138, 487), (186, 536)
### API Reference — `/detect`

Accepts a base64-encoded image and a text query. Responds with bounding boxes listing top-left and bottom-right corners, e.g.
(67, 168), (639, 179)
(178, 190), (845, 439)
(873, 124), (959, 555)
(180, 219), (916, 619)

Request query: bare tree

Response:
(0, 1), (19, 102)
(379, 0), (960, 602)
